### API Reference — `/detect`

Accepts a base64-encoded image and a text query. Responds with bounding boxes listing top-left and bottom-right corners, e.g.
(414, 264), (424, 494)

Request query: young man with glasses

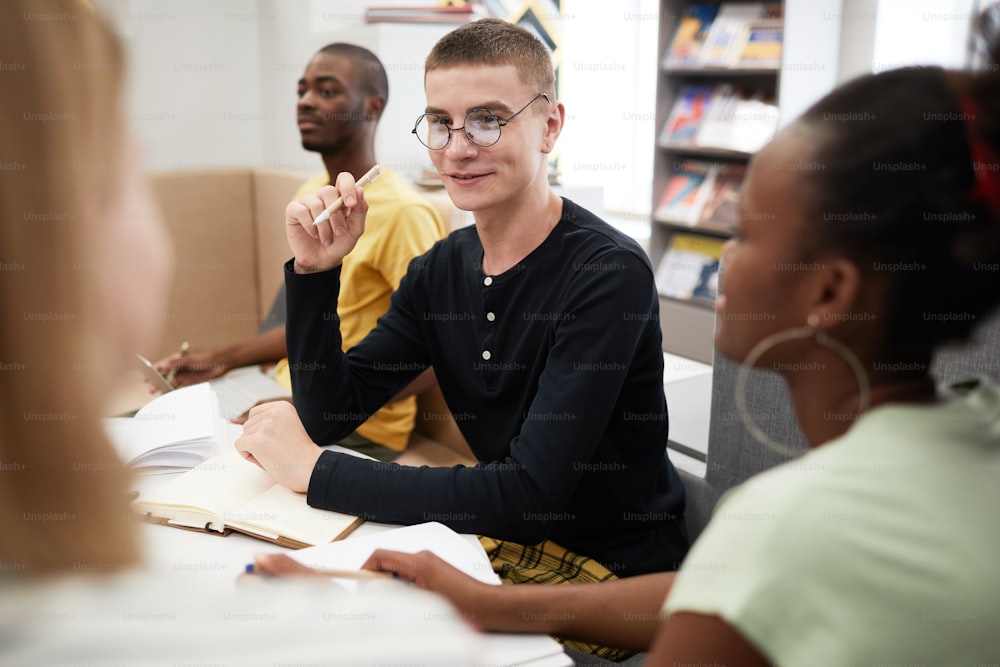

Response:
(238, 18), (688, 610)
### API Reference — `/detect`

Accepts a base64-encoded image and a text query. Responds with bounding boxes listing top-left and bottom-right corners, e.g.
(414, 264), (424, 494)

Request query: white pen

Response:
(312, 164), (382, 225)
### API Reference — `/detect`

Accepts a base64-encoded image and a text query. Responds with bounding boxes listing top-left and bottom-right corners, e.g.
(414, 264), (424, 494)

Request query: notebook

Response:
(132, 449), (363, 548)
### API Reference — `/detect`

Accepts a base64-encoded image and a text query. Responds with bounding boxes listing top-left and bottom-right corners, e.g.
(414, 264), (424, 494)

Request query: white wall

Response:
(835, 0), (878, 84)
(779, 0), (844, 127)
(872, 0), (977, 72)
(558, 0), (659, 218)
(255, 0), (450, 177)
(775, 0), (978, 126)
(112, 0), (266, 170)
(102, 0), (445, 174)
(99, 0), (979, 201)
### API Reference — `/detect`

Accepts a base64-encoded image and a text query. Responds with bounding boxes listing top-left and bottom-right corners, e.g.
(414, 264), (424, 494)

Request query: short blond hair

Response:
(425, 18), (555, 98)
(0, 0), (141, 575)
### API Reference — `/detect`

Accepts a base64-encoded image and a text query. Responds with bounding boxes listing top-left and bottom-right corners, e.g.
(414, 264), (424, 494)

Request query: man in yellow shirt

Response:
(157, 43), (445, 461)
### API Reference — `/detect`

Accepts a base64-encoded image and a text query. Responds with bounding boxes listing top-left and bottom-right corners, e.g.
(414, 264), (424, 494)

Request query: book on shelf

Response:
(132, 449), (365, 548)
(104, 383), (223, 471)
(691, 83), (738, 150)
(662, 4), (719, 68)
(654, 232), (726, 305)
(697, 163), (746, 233)
(660, 85), (779, 154)
(364, 5), (477, 23)
(658, 85), (716, 146)
(733, 17), (783, 69)
(697, 2), (769, 68)
(655, 160), (718, 225)
(694, 85), (779, 153)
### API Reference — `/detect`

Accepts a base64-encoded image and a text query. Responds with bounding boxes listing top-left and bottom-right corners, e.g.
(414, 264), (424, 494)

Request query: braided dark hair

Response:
(796, 67), (1000, 354)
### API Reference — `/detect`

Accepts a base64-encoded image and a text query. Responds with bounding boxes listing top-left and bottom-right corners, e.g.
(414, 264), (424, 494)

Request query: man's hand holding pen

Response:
(287, 169), (373, 275)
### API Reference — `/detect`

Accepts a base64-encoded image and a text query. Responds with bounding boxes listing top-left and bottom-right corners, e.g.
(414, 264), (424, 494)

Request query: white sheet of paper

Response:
(289, 521), (499, 586)
(286, 522), (570, 667)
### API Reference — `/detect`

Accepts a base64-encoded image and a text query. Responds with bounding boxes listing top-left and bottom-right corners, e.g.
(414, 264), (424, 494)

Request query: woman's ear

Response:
(809, 256), (866, 329)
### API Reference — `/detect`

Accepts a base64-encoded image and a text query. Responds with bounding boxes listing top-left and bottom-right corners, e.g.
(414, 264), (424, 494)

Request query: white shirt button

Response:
(482, 350), (491, 360)
(486, 312), (496, 322)
(483, 276), (493, 286)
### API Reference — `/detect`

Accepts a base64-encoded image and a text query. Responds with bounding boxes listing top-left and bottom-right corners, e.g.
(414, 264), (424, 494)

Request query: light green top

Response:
(664, 379), (1000, 665)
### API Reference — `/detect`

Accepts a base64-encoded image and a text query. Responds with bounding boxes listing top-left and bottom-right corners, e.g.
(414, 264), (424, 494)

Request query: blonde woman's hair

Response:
(0, 0), (142, 575)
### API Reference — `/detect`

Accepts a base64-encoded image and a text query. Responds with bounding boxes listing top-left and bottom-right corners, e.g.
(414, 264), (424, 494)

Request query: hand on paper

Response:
(235, 400), (321, 493)
(251, 553), (324, 577)
(287, 171), (368, 274)
(362, 549), (492, 630)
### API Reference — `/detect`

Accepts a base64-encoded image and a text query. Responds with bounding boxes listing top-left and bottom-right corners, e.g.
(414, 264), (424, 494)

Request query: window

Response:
(558, 0), (659, 245)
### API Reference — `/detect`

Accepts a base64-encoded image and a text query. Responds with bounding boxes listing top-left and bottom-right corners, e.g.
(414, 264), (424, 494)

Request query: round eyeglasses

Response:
(411, 93), (550, 150)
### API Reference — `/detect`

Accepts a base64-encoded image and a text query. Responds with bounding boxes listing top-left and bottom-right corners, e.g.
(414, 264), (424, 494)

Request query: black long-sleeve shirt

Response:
(286, 198), (688, 576)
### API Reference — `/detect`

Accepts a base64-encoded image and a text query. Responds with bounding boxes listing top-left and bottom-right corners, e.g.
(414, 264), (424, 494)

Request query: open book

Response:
(105, 383), (223, 470)
(132, 449), (363, 548)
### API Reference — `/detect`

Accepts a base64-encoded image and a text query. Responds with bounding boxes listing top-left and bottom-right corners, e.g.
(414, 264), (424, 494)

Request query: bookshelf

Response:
(652, 0), (783, 363)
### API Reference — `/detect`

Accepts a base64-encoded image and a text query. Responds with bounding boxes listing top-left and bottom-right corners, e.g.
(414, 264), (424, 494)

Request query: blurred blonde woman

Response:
(0, 2), (476, 664)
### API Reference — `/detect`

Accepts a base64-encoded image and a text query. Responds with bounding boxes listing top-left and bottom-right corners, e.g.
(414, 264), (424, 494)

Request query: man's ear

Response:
(365, 96), (386, 122)
(809, 256), (866, 329)
(541, 100), (565, 154)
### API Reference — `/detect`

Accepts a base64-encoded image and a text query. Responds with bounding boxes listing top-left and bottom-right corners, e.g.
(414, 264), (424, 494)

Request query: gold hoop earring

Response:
(734, 324), (871, 457)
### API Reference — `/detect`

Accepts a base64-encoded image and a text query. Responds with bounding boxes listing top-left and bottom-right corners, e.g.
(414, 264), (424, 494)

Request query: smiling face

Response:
(296, 52), (373, 155)
(714, 125), (825, 365)
(423, 64), (558, 214)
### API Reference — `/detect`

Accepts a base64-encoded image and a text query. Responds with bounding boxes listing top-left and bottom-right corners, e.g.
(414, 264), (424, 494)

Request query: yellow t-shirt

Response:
(274, 168), (446, 451)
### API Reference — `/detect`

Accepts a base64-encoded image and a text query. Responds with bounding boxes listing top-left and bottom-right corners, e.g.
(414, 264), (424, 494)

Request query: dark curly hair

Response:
(796, 67), (1000, 355)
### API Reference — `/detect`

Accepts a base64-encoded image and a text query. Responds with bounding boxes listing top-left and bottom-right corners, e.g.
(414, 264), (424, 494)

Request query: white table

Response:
(132, 441), (572, 667)
(663, 352), (713, 478)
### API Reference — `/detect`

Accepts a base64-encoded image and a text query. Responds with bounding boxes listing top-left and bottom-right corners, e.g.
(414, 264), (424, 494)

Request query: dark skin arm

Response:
(391, 367), (437, 403)
(254, 549), (673, 651)
(154, 325), (287, 387)
(254, 551), (772, 663)
(231, 367), (438, 425)
(645, 612), (772, 666)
